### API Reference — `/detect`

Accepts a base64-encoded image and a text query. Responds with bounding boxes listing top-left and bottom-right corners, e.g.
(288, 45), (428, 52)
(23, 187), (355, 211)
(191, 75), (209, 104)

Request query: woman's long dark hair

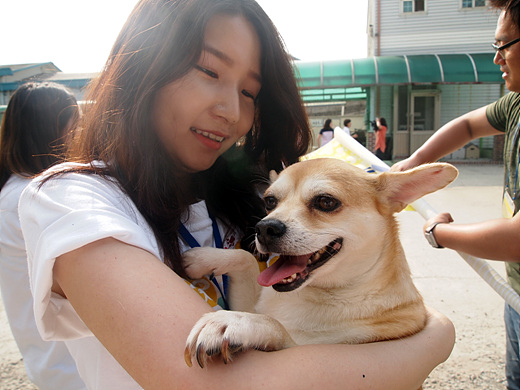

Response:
(0, 82), (79, 190)
(65, 0), (312, 277)
(323, 118), (332, 129)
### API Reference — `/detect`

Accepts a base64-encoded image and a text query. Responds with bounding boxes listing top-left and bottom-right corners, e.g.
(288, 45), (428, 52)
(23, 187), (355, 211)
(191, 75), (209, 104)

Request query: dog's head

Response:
(255, 158), (458, 292)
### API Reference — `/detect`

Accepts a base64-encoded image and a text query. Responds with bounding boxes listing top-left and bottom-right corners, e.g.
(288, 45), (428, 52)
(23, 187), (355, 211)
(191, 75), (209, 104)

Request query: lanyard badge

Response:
(179, 215), (230, 310)
(504, 120), (520, 219)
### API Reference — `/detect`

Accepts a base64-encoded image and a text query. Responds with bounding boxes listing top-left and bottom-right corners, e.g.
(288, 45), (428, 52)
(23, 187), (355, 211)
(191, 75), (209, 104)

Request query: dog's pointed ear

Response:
(269, 170), (279, 183)
(376, 163), (458, 213)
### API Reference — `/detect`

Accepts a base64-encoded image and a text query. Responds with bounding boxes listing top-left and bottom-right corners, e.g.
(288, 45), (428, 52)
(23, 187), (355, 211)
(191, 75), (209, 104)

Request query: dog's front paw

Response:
(184, 311), (295, 368)
(182, 247), (220, 279)
(183, 247), (259, 280)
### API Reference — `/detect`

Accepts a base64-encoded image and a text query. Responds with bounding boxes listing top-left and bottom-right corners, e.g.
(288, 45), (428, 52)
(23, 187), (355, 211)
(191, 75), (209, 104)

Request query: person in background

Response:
(0, 82), (86, 389)
(343, 118), (352, 135)
(374, 117), (388, 159)
(18, 1), (454, 389)
(318, 118), (334, 146)
(343, 118), (359, 140)
(391, 1), (520, 387)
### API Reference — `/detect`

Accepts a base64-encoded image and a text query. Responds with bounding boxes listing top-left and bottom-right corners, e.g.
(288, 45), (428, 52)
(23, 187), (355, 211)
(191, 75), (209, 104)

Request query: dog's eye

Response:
(313, 195), (340, 212)
(263, 196), (278, 211)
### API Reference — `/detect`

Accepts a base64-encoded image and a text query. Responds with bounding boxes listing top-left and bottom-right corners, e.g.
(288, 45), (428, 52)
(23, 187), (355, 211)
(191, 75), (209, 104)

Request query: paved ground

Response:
(399, 163), (508, 389)
(0, 163), (510, 389)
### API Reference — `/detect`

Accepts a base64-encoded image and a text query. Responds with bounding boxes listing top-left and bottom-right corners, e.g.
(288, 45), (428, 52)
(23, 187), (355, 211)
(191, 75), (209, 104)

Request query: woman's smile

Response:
(190, 127), (226, 150)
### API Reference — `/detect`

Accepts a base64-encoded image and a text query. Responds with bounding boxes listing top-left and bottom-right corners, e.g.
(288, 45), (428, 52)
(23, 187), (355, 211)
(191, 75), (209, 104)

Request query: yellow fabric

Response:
(184, 277), (221, 309)
(503, 190), (515, 219)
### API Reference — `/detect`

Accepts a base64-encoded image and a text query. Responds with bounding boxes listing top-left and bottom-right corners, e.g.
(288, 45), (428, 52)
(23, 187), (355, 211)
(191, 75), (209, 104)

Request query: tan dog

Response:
(184, 158), (458, 371)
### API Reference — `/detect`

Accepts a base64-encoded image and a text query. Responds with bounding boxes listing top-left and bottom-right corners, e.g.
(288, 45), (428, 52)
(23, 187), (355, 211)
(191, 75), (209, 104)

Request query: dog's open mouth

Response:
(257, 238), (343, 292)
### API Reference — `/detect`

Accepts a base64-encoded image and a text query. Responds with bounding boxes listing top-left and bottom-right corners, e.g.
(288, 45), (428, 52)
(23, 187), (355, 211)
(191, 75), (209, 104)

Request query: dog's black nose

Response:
(255, 219), (286, 240)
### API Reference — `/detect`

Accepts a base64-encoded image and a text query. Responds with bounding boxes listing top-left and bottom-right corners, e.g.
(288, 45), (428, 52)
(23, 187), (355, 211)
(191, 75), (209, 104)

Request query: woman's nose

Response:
(213, 88), (239, 124)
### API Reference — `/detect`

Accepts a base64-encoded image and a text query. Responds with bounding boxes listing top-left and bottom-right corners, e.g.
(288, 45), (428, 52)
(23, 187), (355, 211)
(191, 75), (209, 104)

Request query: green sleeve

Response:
(486, 92), (519, 133)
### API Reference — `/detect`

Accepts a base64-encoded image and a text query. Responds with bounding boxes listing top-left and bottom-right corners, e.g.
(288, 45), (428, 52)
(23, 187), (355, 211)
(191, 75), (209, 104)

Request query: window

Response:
(462, 0), (486, 8)
(403, 0), (425, 13)
(412, 95), (436, 131)
(397, 86), (408, 131)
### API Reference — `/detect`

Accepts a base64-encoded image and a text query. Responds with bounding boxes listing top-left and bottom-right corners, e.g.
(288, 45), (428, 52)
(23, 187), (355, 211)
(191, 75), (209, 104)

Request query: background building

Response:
(295, 0), (504, 160)
(365, 0), (504, 160)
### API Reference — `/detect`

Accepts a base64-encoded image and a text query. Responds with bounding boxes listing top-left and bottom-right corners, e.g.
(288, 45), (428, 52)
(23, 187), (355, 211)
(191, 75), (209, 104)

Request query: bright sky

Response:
(2, 0), (368, 74)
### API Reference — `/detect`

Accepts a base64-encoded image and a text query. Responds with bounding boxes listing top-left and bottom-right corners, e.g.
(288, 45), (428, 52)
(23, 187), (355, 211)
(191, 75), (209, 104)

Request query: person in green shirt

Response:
(392, 1), (520, 387)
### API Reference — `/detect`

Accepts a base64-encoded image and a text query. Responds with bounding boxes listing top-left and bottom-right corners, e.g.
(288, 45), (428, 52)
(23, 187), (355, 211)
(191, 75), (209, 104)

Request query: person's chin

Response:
(176, 158), (213, 174)
(194, 158), (219, 173)
(505, 79), (520, 93)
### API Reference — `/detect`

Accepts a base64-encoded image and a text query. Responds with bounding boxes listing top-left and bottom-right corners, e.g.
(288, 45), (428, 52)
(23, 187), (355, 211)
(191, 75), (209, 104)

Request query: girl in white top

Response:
(19, 1), (455, 389)
(0, 82), (86, 389)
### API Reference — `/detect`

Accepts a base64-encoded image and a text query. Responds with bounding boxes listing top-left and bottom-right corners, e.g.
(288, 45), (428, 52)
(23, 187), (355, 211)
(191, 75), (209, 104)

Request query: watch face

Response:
(425, 231), (439, 248)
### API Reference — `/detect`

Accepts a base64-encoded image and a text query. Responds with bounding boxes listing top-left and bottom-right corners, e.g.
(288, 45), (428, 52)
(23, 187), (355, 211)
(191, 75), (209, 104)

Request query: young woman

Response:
(318, 118), (334, 147)
(19, 1), (454, 389)
(0, 82), (85, 389)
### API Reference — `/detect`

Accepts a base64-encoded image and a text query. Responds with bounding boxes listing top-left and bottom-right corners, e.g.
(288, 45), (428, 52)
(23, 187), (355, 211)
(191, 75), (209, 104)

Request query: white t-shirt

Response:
(0, 174), (86, 390)
(343, 126), (353, 136)
(319, 129), (334, 147)
(19, 162), (237, 389)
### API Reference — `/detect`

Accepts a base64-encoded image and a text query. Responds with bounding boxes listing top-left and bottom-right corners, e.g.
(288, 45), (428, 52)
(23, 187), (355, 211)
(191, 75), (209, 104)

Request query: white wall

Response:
(439, 83), (503, 126)
(370, 0), (500, 56)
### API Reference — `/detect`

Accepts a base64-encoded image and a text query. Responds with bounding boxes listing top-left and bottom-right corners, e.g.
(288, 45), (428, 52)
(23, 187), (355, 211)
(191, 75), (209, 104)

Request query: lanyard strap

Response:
(179, 215), (229, 309)
(506, 121), (520, 201)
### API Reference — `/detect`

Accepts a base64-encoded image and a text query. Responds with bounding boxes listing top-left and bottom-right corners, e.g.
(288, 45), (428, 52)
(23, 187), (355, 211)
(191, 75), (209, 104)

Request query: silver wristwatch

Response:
(424, 222), (444, 248)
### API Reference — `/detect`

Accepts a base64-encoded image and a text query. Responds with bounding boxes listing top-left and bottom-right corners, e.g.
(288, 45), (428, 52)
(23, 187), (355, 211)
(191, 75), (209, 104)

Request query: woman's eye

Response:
(242, 89), (256, 101)
(195, 65), (218, 79)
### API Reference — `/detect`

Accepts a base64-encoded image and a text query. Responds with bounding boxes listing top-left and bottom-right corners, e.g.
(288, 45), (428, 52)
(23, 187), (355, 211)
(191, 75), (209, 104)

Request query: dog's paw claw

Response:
(196, 344), (207, 369)
(221, 338), (231, 364)
(184, 346), (193, 367)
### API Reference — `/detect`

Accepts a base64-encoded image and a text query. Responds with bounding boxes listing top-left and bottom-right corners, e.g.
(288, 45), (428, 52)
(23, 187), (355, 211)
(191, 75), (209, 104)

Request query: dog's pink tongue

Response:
(257, 254), (310, 287)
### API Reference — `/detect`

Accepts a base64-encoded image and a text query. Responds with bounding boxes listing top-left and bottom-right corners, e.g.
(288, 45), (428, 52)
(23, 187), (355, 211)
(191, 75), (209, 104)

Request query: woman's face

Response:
(153, 13), (262, 173)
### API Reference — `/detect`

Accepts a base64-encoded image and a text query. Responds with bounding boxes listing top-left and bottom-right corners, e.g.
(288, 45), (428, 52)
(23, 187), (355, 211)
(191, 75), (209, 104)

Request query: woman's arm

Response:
(54, 237), (454, 390)
(392, 106), (501, 171)
(424, 212), (520, 262)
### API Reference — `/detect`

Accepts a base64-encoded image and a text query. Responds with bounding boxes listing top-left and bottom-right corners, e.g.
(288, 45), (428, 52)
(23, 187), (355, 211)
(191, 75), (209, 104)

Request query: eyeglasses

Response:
(492, 37), (520, 58)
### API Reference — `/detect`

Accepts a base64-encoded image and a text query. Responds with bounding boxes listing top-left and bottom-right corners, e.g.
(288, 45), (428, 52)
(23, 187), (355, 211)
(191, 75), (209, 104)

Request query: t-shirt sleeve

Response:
(486, 92), (516, 133)
(19, 172), (161, 341)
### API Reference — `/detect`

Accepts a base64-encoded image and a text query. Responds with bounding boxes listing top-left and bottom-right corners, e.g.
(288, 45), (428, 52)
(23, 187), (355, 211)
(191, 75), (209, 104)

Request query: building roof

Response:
(0, 62), (61, 74)
(0, 62), (95, 92)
